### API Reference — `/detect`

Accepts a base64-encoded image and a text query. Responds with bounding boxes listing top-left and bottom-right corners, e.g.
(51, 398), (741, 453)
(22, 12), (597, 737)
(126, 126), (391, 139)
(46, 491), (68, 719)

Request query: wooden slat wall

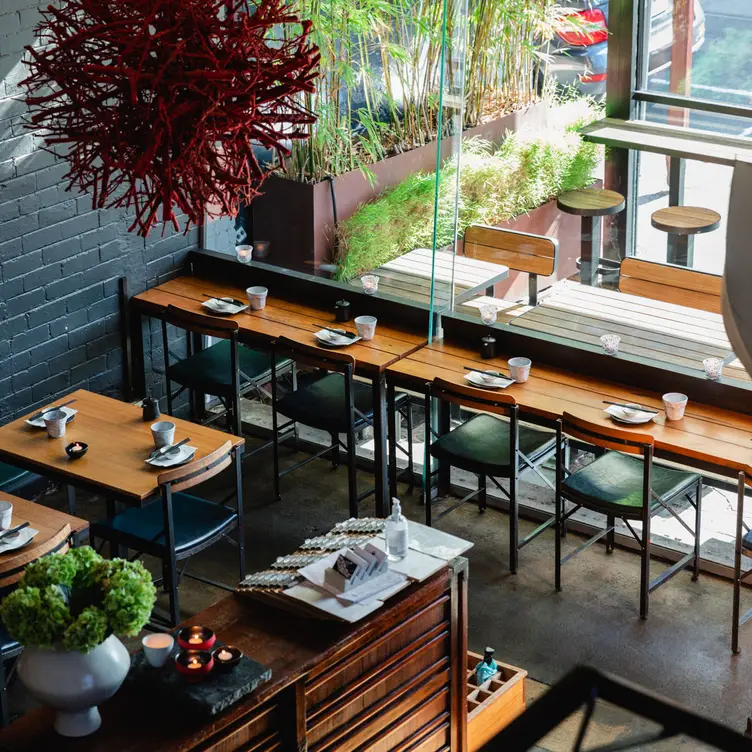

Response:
(619, 257), (722, 314)
(464, 225), (557, 277)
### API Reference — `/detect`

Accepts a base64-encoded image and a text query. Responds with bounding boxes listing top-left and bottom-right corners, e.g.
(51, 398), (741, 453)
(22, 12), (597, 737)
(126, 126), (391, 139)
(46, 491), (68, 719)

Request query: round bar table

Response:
(557, 188), (625, 286)
(650, 206), (721, 268)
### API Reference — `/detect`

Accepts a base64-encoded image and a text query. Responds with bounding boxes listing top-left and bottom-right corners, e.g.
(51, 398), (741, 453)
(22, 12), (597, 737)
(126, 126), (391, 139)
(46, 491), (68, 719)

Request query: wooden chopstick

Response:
(314, 324), (357, 339)
(602, 401), (659, 415)
(464, 366), (510, 378)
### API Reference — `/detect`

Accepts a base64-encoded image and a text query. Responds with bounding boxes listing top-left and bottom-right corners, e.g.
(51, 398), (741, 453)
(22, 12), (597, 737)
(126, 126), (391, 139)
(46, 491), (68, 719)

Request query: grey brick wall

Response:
(0, 0), (199, 421)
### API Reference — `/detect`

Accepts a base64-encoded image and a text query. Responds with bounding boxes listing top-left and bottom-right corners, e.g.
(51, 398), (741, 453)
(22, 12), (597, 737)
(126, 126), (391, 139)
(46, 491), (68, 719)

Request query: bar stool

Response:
(557, 188), (625, 286)
(555, 413), (702, 620)
(650, 206), (720, 268)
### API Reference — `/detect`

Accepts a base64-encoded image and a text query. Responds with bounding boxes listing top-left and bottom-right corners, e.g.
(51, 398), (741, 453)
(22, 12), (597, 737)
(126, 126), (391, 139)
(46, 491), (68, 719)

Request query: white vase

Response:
(17, 634), (130, 737)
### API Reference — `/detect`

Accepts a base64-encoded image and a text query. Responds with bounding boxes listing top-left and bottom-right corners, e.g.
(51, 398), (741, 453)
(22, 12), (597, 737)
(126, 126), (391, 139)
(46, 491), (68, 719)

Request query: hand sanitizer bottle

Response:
(474, 647), (498, 686)
(385, 499), (408, 561)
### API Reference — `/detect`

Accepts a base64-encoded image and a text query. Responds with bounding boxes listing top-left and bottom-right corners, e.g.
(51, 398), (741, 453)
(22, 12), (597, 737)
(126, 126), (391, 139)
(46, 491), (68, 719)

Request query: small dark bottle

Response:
(335, 299), (352, 322)
(142, 395), (160, 422)
(480, 335), (497, 360)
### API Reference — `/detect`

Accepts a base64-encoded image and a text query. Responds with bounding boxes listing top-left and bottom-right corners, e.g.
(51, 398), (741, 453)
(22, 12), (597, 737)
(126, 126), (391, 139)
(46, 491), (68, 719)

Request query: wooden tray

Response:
(466, 650), (527, 752)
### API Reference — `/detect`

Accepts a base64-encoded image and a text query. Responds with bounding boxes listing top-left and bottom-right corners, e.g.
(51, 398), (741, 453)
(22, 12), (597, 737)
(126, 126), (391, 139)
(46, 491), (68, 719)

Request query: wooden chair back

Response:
(431, 378), (517, 418)
(619, 258), (722, 314)
(561, 412), (653, 456)
(164, 305), (240, 340)
(274, 336), (356, 374)
(464, 225), (558, 277)
(0, 523), (71, 587)
(158, 440), (234, 493)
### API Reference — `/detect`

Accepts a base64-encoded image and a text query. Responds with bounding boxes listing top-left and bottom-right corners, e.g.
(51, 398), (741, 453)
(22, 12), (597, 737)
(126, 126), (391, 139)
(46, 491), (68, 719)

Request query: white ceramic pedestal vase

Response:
(17, 634), (130, 737)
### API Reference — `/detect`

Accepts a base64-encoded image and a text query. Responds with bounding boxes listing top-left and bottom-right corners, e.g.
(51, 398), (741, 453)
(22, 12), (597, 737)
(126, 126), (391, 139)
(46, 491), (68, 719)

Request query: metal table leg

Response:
(580, 215), (602, 286)
(667, 233), (694, 267)
(372, 373), (388, 517)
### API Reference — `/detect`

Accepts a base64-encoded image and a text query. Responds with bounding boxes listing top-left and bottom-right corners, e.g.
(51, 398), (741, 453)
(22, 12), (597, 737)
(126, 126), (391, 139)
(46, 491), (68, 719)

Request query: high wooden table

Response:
(352, 248), (509, 308)
(0, 390), (244, 510)
(386, 336), (752, 482)
(0, 494), (88, 586)
(509, 280), (749, 383)
(0, 563), (469, 751)
(131, 274), (428, 515)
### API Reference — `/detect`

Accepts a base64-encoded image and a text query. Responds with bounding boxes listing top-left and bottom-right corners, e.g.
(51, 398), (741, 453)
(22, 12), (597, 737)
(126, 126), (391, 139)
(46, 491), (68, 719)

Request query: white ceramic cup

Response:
(355, 315), (378, 341)
(246, 286), (268, 311)
(600, 334), (621, 356)
(235, 245), (253, 263)
(703, 357), (723, 381)
(508, 357), (531, 383)
(142, 633), (175, 668)
(663, 392), (688, 421)
(479, 304), (498, 326)
(0, 501), (13, 531)
(361, 275), (379, 295)
(43, 409), (67, 439)
(151, 420), (176, 448)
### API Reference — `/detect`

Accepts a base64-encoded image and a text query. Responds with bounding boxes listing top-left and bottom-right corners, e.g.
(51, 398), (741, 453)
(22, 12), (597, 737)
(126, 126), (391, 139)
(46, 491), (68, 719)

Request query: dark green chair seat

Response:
(563, 451), (700, 513)
(0, 463), (30, 495)
(90, 493), (237, 557)
(276, 373), (376, 434)
(167, 340), (290, 396)
(430, 413), (555, 477)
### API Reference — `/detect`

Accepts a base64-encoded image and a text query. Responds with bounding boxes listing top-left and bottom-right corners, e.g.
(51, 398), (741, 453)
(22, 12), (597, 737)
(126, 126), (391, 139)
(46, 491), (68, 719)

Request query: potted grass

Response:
(0, 547), (156, 737)
(251, 0), (559, 273)
(332, 98), (603, 292)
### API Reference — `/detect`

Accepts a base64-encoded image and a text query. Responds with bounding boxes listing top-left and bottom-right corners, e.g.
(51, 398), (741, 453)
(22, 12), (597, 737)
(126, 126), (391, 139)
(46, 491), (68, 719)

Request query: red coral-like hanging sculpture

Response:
(23, 0), (319, 236)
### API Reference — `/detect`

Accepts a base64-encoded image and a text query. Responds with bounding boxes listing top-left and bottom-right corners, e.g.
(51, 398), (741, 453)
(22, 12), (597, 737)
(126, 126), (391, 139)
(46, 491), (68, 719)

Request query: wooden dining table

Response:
(0, 390), (244, 511)
(386, 336), (752, 486)
(130, 274), (428, 515)
(0, 494), (88, 586)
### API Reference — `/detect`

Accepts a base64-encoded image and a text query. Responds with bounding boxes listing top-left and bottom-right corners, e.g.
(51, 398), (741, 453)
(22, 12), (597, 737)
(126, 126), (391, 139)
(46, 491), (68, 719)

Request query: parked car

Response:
(547, 0), (706, 97)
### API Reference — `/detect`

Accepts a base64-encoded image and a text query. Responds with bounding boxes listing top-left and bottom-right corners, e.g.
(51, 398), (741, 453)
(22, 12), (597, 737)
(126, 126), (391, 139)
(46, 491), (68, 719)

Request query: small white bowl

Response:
(620, 402), (643, 419)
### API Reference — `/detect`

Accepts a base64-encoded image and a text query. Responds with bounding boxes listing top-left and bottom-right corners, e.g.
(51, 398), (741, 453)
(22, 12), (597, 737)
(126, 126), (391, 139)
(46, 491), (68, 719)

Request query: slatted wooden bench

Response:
(463, 225), (558, 305)
(618, 257), (722, 314)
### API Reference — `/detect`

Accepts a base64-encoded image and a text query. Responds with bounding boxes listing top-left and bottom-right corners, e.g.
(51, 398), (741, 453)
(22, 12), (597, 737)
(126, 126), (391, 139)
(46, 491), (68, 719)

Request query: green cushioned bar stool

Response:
(555, 412), (702, 620)
(90, 441), (243, 627)
(161, 305), (293, 438)
(423, 378), (559, 574)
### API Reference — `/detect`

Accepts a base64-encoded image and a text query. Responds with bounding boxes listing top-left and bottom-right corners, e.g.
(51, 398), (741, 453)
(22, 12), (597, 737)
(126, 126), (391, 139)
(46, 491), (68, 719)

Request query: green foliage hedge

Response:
(334, 100), (602, 281)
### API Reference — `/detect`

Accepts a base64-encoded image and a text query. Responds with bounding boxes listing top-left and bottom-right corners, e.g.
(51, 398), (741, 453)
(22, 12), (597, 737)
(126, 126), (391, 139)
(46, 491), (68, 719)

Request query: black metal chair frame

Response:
(91, 442), (244, 627)
(423, 379), (561, 573)
(732, 469), (752, 654)
(270, 337), (377, 518)
(556, 415), (702, 620)
(160, 306), (295, 439)
(387, 386), (416, 497)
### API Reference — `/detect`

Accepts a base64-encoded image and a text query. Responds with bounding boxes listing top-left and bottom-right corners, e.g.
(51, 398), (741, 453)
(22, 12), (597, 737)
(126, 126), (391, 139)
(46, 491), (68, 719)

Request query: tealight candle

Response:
(187, 656), (202, 669)
(188, 634), (203, 645)
(142, 632), (174, 668)
(176, 625), (216, 651)
(217, 649), (233, 661)
(235, 244), (253, 263)
(212, 645), (242, 670)
(361, 274), (379, 295)
(174, 649), (214, 680)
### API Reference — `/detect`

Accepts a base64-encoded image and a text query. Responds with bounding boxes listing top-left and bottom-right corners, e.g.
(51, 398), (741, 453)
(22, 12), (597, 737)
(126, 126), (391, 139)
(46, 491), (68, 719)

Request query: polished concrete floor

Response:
(21, 439), (752, 746)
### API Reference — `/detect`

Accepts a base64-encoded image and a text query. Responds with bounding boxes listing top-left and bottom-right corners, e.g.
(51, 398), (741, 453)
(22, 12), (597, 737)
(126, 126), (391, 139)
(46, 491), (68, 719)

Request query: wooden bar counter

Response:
(0, 562), (468, 752)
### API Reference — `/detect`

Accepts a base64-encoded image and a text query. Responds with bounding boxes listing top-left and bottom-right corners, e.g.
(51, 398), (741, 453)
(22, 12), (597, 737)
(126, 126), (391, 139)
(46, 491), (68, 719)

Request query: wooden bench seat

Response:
(464, 225), (558, 305)
(618, 257), (722, 314)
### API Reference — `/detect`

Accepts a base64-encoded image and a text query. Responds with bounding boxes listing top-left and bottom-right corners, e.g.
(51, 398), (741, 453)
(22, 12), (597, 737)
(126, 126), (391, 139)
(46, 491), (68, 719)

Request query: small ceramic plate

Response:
(464, 372), (514, 390)
(0, 527), (38, 553)
(314, 330), (361, 348)
(604, 405), (655, 425)
(146, 445), (197, 468)
(26, 406), (78, 428)
(201, 299), (248, 316)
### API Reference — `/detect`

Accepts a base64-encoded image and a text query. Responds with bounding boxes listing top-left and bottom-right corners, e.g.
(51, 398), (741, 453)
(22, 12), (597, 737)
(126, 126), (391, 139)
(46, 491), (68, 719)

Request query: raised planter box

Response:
(466, 650), (527, 752)
(252, 102), (550, 274)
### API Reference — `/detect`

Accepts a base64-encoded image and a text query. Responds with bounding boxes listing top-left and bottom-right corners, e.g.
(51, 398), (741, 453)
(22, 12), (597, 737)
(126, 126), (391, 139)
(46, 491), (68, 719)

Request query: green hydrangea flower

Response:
(67, 546), (105, 589)
(20, 552), (78, 590)
(0, 585), (72, 648)
(63, 606), (109, 652)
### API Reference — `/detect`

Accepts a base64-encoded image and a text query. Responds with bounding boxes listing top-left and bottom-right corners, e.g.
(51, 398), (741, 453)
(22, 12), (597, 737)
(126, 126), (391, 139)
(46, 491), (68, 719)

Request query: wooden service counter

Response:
(0, 561), (468, 752)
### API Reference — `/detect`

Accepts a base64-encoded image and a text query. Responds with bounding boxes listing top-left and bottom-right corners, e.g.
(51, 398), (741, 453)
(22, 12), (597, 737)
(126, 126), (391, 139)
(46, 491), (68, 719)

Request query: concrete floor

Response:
(16, 438), (752, 747)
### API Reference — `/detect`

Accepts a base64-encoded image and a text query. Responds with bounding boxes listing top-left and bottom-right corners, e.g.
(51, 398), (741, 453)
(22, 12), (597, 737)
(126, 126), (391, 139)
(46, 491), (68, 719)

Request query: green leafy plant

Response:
(1, 548), (156, 653)
(334, 99), (602, 280)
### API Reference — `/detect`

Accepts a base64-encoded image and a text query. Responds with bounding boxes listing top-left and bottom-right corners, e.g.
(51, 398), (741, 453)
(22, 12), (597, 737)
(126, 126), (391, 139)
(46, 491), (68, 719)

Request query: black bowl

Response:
(65, 442), (88, 459)
(211, 645), (242, 671)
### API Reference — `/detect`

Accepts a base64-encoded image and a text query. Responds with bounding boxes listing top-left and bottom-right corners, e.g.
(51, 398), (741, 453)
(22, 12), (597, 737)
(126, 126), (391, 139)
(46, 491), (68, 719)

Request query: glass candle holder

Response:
(361, 275), (379, 295)
(235, 245), (253, 263)
(479, 304), (498, 326)
(702, 357), (723, 380)
(600, 333), (621, 356)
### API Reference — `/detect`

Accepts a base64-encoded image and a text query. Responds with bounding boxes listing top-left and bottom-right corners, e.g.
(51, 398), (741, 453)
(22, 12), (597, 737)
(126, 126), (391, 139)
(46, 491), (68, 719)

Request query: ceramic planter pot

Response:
(17, 634), (130, 737)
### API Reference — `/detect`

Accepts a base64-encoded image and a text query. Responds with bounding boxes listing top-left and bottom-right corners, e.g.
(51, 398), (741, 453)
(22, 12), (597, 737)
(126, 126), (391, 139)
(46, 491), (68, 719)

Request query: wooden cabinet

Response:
(0, 561), (468, 752)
